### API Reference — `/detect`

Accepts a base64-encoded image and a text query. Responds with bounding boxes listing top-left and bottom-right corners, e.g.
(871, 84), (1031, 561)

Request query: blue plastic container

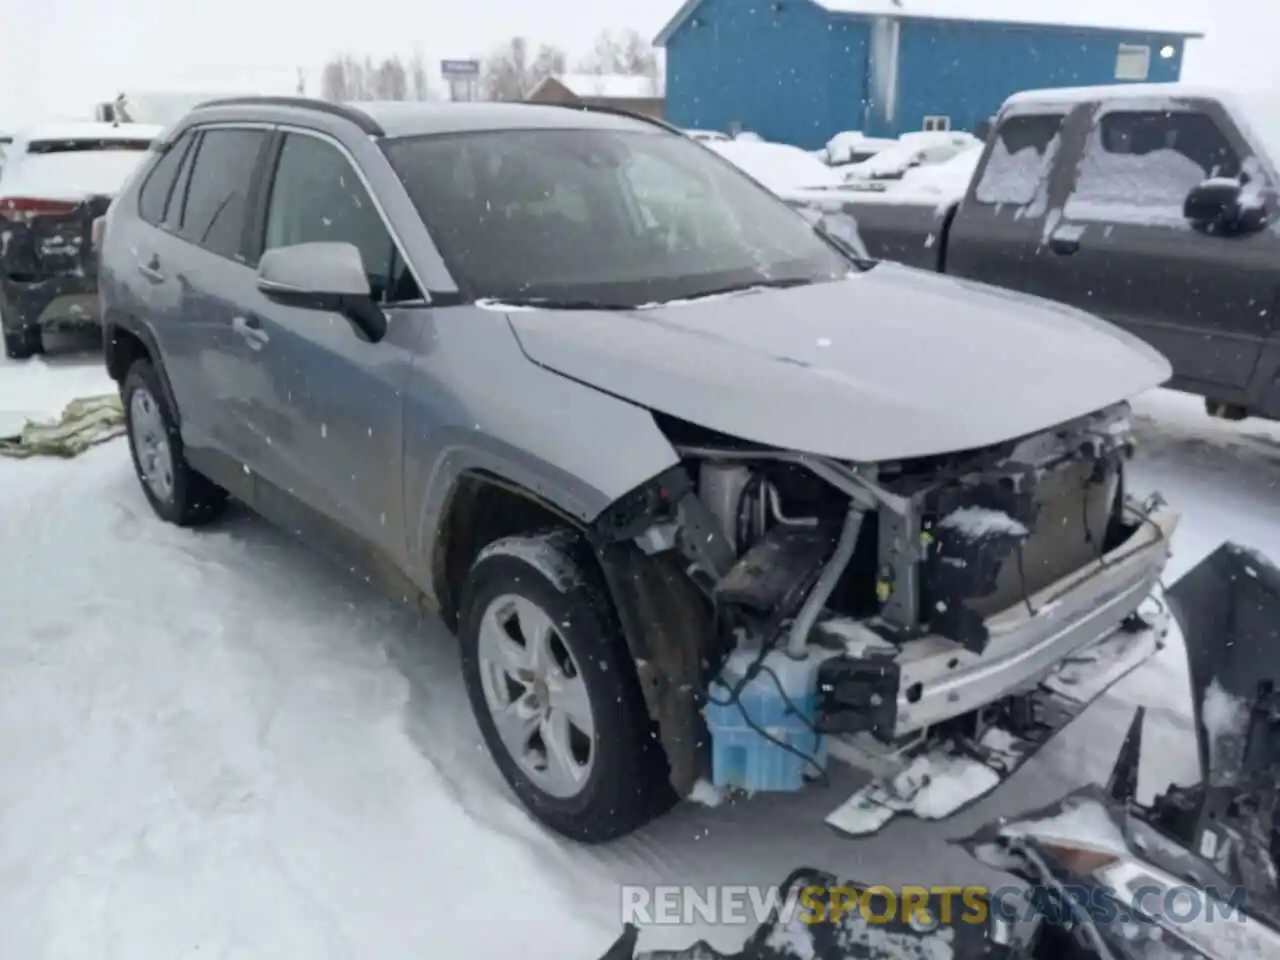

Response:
(704, 649), (828, 792)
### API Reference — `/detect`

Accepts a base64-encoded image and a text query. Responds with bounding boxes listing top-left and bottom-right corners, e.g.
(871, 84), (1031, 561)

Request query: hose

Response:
(786, 501), (866, 659)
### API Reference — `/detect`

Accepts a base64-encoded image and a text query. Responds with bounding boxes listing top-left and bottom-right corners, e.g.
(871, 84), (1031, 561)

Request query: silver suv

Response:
(100, 97), (1178, 843)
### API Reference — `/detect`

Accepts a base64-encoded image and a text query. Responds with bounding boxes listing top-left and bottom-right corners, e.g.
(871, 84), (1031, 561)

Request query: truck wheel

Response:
(123, 358), (228, 526)
(3, 327), (41, 360)
(458, 529), (673, 842)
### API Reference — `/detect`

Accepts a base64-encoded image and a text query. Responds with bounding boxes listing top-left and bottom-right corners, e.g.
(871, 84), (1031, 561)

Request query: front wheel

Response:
(458, 529), (675, 842)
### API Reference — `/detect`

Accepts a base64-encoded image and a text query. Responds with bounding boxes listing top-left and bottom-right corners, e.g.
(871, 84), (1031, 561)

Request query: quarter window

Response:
(178, 128), (268, 261)
(263, 133), (418, 302)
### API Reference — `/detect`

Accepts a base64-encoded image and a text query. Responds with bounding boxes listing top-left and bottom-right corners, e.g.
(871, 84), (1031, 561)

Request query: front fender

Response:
(401, 306), (680, 590)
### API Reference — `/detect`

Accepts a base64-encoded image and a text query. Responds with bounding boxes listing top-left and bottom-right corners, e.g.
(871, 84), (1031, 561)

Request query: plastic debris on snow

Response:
(825, 754), (1002, 836)
(998, 795), (1127, 854)
(935, 507), (1028, 540)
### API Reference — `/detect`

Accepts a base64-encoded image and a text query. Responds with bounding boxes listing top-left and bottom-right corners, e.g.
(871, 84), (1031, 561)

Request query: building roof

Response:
(529, 73), (661, 101)
(655, 0), (1204, 46)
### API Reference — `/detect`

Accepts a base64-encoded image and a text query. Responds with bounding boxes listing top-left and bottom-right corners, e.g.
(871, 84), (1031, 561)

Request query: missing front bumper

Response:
(823, 496), (1179, 740)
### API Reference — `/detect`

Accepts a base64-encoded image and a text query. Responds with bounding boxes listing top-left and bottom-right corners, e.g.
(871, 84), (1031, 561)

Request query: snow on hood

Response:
(503, 263), (1172, 462)
(709, 140), (846, 193)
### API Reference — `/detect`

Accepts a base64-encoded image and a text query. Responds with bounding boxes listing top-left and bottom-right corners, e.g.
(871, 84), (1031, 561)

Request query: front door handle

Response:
(232, 315), (270, 350)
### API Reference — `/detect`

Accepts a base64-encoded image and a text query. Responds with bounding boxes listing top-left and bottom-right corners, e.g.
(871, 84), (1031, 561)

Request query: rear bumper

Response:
(893, 496), (1179, 736)
(1, 274), (100, 334)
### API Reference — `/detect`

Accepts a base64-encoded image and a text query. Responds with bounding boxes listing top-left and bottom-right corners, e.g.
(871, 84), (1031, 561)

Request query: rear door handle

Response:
(137, 255), (165, 282)
(232, 315), (270, 350)
(1049, 235), (1080, 256)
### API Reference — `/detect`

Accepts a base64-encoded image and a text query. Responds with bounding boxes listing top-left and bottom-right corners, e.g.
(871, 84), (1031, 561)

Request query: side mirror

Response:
(257, 241), (388, 343)
(1184, 178), (1266, 236)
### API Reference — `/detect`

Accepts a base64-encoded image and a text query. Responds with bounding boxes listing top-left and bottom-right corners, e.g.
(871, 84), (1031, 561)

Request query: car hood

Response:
(504, 263), (1172, 462)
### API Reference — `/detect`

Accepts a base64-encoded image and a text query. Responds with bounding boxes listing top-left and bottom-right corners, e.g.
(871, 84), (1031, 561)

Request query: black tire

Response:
(3, 327), (41, 360)
(458, 529), (675, 842)
(122, 357), (228, 526)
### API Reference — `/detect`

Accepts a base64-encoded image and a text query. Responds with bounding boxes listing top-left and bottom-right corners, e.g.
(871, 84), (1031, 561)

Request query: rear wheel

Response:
(3, 327), (41, 360)
(123, 358), (228, 526)
(458, 529), (675, 842)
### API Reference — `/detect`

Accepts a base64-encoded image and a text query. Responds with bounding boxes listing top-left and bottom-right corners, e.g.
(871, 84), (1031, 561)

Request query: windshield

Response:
(382, 127), (849, 305)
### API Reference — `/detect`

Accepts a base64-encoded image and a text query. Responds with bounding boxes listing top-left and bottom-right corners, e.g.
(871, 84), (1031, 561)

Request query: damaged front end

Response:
(591, 542), (1280, 960)
(592, 401), (1178, 831)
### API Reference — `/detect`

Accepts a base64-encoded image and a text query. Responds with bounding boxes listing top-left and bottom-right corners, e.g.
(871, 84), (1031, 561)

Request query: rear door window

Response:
(178, 128), (268, 261)
(137, 133), (194, 225)
(973, 113), (1064, 206)
(1064, 110), (1243, 225)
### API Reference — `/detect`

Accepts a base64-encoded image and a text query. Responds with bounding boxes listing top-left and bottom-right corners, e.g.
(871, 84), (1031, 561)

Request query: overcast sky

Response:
(0, 0), (1271, 129)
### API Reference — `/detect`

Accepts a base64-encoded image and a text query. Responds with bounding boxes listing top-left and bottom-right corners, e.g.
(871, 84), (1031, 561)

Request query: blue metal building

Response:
(654, 0), (1204, 147)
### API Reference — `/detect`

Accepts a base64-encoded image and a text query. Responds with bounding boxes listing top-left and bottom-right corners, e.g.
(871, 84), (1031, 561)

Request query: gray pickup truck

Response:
(842, 83), (1280, 421)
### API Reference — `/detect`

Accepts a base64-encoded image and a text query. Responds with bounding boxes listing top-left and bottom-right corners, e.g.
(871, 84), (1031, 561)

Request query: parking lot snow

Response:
(3, 349), (1279, 957)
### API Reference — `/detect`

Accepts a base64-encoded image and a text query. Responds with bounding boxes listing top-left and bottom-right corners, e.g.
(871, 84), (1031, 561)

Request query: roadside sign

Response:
(440, 59), (480, 78)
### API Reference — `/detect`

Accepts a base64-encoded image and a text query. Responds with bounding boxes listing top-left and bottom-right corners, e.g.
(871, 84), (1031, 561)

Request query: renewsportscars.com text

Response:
(621, 883), (1251, 927)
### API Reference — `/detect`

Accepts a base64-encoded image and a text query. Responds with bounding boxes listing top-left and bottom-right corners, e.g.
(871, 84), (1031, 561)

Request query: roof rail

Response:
(542, 102), (684, 137)
(191, 96), (384, 136)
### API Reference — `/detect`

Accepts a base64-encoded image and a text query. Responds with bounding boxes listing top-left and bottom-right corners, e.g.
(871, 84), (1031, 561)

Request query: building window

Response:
(1115, 44), (1151, 81)
(922, 116), (951, 132)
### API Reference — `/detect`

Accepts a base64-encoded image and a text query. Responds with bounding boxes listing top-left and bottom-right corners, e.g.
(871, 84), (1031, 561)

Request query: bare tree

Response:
(480, 36), (566, 100)
(580, 29), (658, 78)
(322, 53), (426, 101)
(409, 47), (432, 100)
(374, 56), (409, 100)
(321, 57), (351, 100)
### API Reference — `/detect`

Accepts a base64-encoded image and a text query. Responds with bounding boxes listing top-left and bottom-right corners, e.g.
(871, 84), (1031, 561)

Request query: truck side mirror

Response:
(1184, 178), (1266, 235)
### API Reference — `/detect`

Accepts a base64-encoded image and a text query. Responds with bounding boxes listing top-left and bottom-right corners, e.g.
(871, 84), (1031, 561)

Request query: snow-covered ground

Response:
(4, 338), (1278, 958)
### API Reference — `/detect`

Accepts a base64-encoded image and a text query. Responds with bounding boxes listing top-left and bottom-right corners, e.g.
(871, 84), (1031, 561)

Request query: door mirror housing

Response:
(257, 242), (388, 342)
(1184, 178), (1267, 236)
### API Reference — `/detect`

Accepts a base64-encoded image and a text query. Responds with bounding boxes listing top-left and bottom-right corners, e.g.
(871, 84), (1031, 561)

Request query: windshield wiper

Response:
(684, 277), (816, 300)
(477, 296), (634, 310)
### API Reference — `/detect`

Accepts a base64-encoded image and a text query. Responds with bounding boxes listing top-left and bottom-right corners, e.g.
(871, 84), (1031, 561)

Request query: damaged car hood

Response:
(505, 263), (1172, 462)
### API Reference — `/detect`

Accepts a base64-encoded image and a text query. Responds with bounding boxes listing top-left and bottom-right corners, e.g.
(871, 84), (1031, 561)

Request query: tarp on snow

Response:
(0, 394), (125, 458)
